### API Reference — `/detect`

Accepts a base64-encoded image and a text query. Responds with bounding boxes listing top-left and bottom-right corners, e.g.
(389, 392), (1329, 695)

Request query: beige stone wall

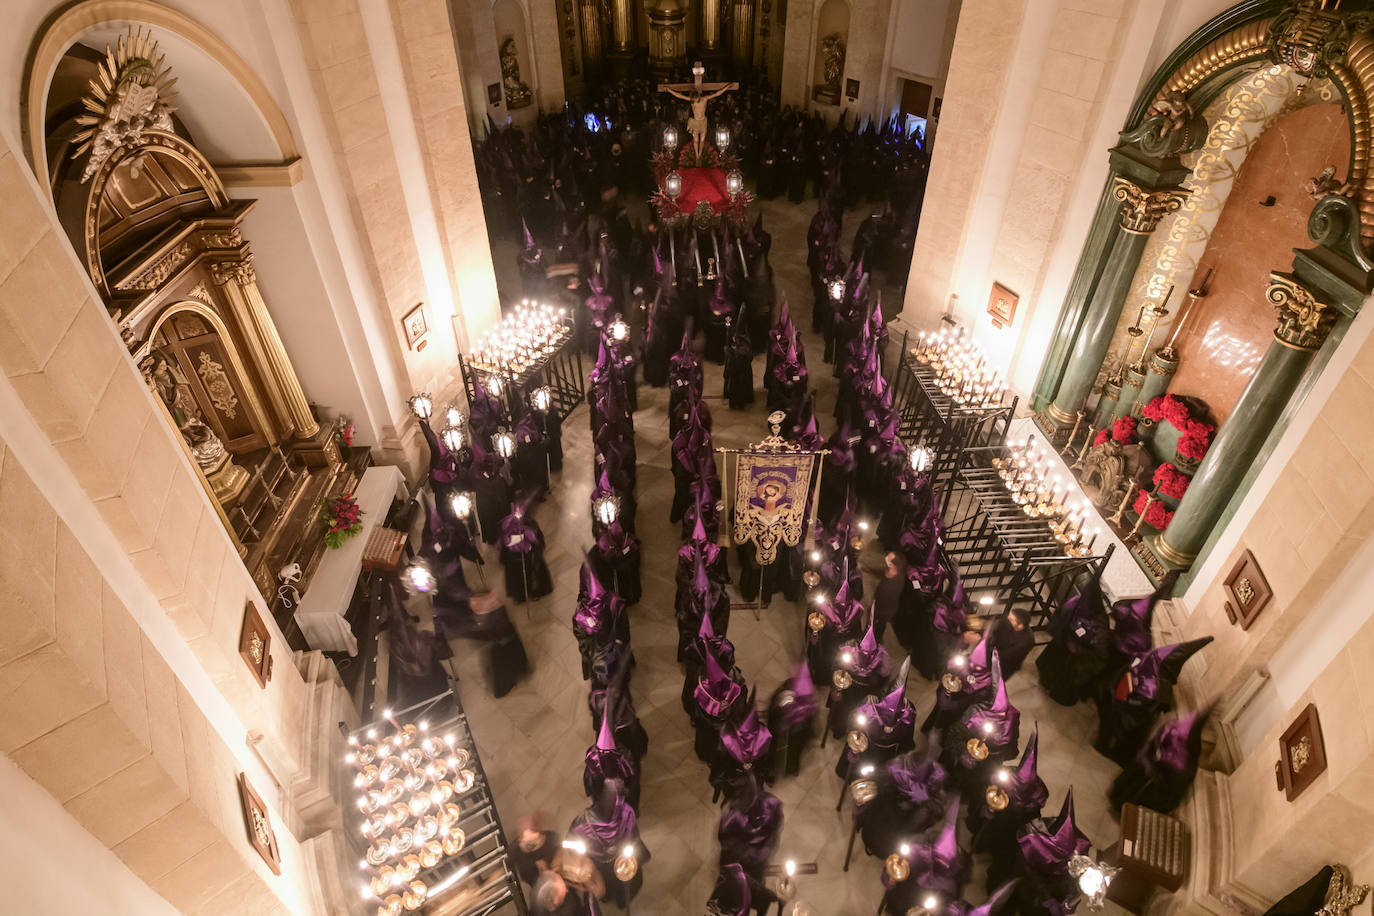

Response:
(0, 430), (316, 914)
(780, 0), (816, 108)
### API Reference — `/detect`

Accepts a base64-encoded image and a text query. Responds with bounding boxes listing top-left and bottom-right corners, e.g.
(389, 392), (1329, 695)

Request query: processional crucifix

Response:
(658, 62), (738, 161)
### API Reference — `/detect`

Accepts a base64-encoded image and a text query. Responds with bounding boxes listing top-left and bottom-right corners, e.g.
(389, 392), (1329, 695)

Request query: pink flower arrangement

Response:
(1152, 463), (1191, 500)
(321, 493), (363, 549)
(1133, 491), (1175, 530)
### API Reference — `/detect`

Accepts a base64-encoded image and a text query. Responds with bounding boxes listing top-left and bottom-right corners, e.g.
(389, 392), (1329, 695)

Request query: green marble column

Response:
(1134, 348), (1179, 417)
(1044, 177), (1188, 430)
(1148, 273), (1336, 569)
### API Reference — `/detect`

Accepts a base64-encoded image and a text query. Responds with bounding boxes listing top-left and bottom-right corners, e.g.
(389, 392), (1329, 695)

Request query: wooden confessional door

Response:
(151, 310), (267, 454)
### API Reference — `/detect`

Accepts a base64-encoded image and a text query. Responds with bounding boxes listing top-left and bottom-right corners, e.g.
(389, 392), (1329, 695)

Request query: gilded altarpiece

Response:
(50, 28), (355, 628)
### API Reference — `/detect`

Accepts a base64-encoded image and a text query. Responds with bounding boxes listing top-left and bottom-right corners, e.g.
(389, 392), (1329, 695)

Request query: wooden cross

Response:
(658, 62), (738, 159)
(657, 61), (738, 99)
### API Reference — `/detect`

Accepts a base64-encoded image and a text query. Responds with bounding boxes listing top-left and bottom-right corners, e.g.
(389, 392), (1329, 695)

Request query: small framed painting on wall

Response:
(987, 282), (1018, 328)
(402, 303), (429, 351)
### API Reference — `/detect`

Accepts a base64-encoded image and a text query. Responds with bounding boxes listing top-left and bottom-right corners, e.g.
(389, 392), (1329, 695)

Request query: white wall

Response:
(889, 0), (955, 81)
(0, 754), (180, 916)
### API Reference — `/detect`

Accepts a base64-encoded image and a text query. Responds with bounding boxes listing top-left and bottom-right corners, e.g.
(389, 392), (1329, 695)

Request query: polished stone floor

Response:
(447, 196), (1129, 915)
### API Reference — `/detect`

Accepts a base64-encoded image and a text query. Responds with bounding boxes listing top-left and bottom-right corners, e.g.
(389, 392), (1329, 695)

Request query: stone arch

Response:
(22, 0), (299, 181)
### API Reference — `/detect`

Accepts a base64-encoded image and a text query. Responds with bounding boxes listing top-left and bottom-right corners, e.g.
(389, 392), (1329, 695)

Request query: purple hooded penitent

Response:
(721, 699), (773, 766)
(1150, 711), (1203, 772)
(1130, 636), (1214, 701)
(1005, 727), (1049, 814)
(694, 650), (743, 718)
(963, 653), (1020, 751)
(1110, 572), (1176, 656)
(1016, 788), (1090, 873)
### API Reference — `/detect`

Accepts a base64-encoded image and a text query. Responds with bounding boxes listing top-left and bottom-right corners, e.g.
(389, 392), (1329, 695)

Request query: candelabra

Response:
(994, 436), (1101, 555)
(911, 327), (1007, 410)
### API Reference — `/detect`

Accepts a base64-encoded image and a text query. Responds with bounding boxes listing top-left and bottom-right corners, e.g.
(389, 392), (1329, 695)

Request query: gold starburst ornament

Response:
(72, 26), (178, 182)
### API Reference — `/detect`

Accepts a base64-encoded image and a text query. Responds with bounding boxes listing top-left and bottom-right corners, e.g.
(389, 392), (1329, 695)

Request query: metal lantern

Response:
(444, 406), (465, 428)
(665, 170), (683, 200)
(609, 317), (630, 341)
(452, 492), (474, 519)
(726, 169), (743, 196)
(440, 426), (464, 453)
(909, 445), (932, 473)
(663, 126), (679, 151)
(1068, 855), (1119, 911)
(408, 392), (433, 420)
(531, 386), (552, 412)
(829, 278), (846, 302)
(492, 430), (515, 459)
(486, 375), (504, 397)
(715, 125), (731, 150)
(593, 495), (621, 526)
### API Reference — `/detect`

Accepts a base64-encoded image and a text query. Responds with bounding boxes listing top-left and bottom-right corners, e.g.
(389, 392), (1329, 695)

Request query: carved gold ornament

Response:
(1267, 272), (1335, 351)
(1236, 577), (1256, 606)
(1290, 735), (1312, 774)
(1317, 864), (1370, 916)
(248, 631), (264, 665)
(196, 351), (239, 418)
(807, 611), (825, 632)
(1111, 177), (1189, 234)
(72, 27), (178, 183)
(1267, 1), (1374, 78)
(250, 806), (271, 847)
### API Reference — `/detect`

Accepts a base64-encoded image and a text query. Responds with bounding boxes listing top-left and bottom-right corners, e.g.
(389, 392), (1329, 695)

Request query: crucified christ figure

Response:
(659, 62), (738, 161)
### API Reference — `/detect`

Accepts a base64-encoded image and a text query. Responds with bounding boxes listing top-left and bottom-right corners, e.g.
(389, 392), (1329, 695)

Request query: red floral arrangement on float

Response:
(1133, 490), (1175, 530)
(1153, 462), (1191, 499)
(1093, 415), (1140, 448)
(321, 493), (363, 550)
(1142, 394), (1215, 463)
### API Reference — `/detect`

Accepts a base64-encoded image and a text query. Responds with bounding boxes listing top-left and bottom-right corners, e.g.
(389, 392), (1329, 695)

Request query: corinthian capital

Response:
(1267, 271), (1335, 351)
(209, 256), (256, 287)
(1111, 177), (1189, 234)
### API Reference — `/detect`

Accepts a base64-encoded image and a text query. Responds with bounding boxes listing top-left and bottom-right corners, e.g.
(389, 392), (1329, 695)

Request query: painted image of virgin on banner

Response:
(733, 452), (815, 564)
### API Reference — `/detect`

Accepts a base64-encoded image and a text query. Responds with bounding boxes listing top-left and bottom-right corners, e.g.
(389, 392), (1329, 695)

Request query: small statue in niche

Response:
(1307, 164), (1353, 200)
(821, 33), (846, 93)
(1146, 89), (1192, 137)
(500, 37), (532, 110)
(143, 353), (229, 471)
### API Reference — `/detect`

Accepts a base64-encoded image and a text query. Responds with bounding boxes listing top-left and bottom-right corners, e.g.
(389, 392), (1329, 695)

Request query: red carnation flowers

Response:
(1152, 463), (1191, 500)
(1133, 490), (1175, 530)
(322, 493), (364, 549)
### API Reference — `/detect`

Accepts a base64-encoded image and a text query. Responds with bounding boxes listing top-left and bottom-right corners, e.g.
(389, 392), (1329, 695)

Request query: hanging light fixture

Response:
(439, 426), (464, 453)
(664, 171), (683, 200)
(408, 393), (433, 420)
(726, 169), (744, 196)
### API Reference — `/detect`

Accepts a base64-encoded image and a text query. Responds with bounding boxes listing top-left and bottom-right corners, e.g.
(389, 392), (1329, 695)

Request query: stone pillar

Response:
(1148, 273), (1336, 570)
(1043, 177), (1188, 431)
(1134, 347), (1179, 417)
(731, 0), (756, 71)
(209, 255), (320, 440)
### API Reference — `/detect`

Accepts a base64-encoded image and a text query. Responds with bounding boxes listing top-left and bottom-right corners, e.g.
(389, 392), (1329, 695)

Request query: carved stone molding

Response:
(210, 255), (256, 287)
(1112, 177), (1190, 234)
(1267, 271), (1336, 351)
(200, 228), (243, 249)
(186, 282), (213, 304)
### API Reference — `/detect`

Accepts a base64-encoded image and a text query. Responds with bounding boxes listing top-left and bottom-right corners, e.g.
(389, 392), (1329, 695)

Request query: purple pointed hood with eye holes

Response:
(721, 691), (772, 765)
(694, 649), (742, 717)
(1110, 571), (1177, 656)
(1017, 788), (1090, 873)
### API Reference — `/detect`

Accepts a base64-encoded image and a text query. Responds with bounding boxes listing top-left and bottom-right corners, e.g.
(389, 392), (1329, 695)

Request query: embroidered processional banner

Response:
(732, 452), (817, 564)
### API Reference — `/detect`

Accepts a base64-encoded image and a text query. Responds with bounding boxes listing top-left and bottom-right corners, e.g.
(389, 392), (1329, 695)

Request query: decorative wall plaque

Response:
(1275, 704), (1326, 801)
(988, 282), (1019, 328)
(237, 773), (281, 875)
(238, 602), (274, 688)
(402, 302), (429, 351)
(1222, 548), (1272, 630)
